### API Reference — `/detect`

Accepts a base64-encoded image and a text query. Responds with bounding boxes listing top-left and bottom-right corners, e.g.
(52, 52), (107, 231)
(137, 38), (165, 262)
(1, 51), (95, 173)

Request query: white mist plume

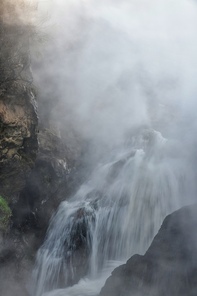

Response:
(35, 0), (197, 149)
(32, 1), (197, 295)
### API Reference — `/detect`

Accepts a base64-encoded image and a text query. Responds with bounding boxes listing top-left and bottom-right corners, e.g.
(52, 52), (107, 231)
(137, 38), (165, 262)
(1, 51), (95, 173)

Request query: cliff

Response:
(0, 16), (38, 205)
(0, 3), (83, 295)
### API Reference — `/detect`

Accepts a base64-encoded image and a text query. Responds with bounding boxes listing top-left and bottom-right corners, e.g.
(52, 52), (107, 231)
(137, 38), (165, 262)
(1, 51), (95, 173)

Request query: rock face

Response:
(0, 230), (36, 296)
(0, 9), (38, 205)
(64, 206), (95, 286)
(100, 204), (197, 296)
(0, 89), (38, 204)
(0, 7), (83, 296)
(0, 123), (82, 296)
(12, 128), (81, 234)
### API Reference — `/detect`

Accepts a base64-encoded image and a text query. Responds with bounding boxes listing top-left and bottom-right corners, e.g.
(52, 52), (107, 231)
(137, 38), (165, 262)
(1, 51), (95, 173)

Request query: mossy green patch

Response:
(0, 195), (12, 232)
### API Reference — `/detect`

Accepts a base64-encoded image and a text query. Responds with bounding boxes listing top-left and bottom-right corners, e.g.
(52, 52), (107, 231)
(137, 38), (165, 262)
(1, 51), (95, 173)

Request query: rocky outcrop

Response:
(64, 206), (95, 286)
(0, 7), (38, 204)
(100, 204), (197, 296)
(0, 7), (83, 296)
(0, 118), (82, 296)
(0, 229), (37, 296)
(12, 128), (81, 235)
(0, 21), (39, 295)
(0, 88), (38, 204)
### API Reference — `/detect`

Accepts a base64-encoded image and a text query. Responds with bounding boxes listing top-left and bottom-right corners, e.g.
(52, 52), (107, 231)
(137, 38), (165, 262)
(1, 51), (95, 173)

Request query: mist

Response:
(29, 0), (197, 295)
(34, 0), (197, 149)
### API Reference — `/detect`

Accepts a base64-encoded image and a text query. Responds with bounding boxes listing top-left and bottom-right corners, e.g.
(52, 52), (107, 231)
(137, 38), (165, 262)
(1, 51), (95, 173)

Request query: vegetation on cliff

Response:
(0, 196), (12, 232)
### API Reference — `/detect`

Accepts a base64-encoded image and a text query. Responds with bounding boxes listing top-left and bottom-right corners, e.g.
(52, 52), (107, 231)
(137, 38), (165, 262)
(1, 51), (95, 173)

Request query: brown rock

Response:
(0, 88), (38, 204)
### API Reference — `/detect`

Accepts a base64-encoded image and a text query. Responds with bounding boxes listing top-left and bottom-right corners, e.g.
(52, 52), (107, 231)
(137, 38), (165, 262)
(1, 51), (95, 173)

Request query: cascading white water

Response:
(32, 128), (193, 296)
(31, 0), (197, 295)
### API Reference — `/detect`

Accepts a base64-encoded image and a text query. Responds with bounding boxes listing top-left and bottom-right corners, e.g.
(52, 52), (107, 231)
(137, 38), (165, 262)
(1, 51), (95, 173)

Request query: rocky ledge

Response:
(100, 204), (197, 296)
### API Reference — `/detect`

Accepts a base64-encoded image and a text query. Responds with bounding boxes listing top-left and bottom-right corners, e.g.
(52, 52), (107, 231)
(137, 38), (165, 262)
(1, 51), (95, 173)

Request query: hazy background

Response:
(31, 1), (197, 295)
(32, 0), (197, 194)
(34, 0), (197, 131)
(1, 1), (197, 295)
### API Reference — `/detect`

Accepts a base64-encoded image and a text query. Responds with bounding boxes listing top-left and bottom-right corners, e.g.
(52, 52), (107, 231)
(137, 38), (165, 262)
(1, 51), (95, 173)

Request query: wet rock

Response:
(12, 128), (81, 237)
(64, 207), (95, 286)
(0, 85), (38, 204)
(100, 204), (197, 296)
(0, 11), (38, 204)
(0, 230), (34, 296)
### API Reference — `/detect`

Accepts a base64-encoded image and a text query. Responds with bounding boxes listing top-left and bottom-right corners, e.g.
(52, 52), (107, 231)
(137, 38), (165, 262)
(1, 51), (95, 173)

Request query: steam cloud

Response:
(2, 0), (197, 295)
(35, 0), (197, 145)
(31, 1), (197, 295)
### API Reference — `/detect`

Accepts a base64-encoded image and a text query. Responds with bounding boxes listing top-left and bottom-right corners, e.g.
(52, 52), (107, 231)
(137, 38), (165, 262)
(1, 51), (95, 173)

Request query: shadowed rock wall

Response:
(100, 204), (197, 296)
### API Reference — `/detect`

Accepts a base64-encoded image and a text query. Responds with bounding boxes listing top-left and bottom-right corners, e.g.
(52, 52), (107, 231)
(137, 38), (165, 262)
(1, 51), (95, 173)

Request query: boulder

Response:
(100, 204), (197, 296)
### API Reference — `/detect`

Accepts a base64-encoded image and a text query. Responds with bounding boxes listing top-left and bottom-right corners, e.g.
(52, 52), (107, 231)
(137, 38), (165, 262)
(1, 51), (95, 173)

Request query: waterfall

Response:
(32, 128), (192, 296)
(30, 0), (197, 295)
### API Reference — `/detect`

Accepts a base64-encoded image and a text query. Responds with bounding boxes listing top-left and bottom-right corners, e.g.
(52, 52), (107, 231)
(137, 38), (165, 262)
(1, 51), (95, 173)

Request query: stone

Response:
(100, 204), (197, 296)
(12, 128), (81, 236)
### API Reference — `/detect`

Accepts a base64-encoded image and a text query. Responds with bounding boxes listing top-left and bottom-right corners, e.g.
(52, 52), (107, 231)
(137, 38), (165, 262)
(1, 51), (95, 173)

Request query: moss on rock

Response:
(0, 196), (12, 232)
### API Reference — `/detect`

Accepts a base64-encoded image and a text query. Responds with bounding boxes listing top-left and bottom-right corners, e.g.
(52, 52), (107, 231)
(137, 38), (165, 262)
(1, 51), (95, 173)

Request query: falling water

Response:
(31, 0), (197, 295)
(32, 127), (193, 296)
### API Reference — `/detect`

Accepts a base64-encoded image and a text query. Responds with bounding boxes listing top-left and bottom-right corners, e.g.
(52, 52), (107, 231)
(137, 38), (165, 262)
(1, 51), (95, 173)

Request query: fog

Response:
(34, 0), (197, 151)
(2, 0), (197, 295)
(0, 0), (195, 295)
(28, 2), (197, 296)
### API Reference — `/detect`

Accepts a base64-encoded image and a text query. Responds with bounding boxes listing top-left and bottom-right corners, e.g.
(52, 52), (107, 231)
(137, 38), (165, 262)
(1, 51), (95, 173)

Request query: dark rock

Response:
(0, 14), (38, 205)
(0, 58), (38, 205)
(12, 128), (82, 240)
(0, 230), (35, 296)
(100, 204), (197, 296)
(0, 6), (84, 294)
(64, 207), (95, 286)
(0, 89), (38, 204)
